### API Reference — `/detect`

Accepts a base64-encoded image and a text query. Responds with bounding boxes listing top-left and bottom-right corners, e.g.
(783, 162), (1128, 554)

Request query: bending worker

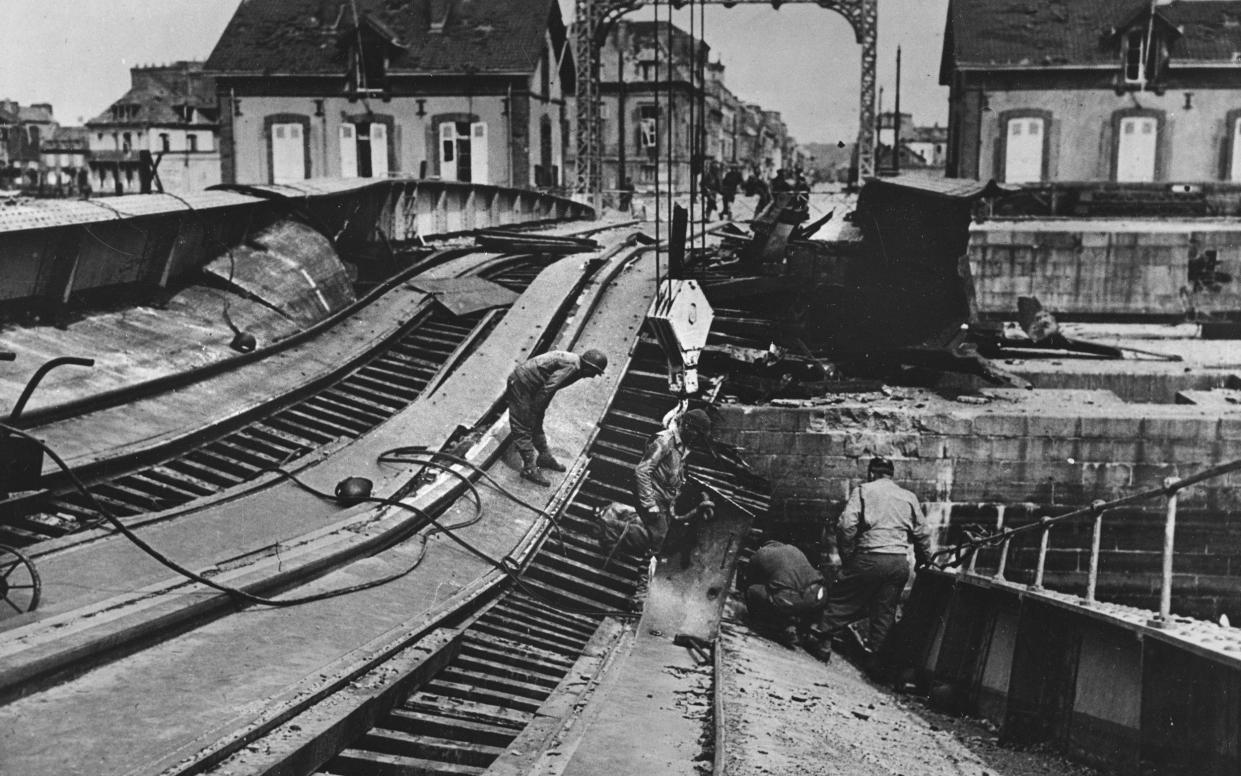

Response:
(745, 539), (827, 649)
(808, 456), (932, 668)
(634, 408), (712, 557)
(506, 349), (608, 486)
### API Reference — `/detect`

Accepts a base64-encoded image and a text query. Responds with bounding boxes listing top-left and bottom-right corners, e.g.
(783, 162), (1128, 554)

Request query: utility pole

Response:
(617, 43), (626, 193)
(893, 45), (902, 175)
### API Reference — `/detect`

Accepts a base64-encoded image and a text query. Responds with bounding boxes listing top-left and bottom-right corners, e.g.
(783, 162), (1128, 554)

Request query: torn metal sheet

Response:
(407, 276), (519, 316)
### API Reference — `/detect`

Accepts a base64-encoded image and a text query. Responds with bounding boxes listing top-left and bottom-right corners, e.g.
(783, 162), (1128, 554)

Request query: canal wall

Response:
(969, 219), (1241, 321)
(903, 570), (1241, 775)
(717, 389), (1241, 619)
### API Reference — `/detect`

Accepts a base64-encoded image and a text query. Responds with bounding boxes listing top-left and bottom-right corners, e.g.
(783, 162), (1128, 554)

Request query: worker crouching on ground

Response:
(807, 456), (932, 674)
(744, 540), (828, 649)
(506, 349), (608, 486)
(634, 408), (714, 559)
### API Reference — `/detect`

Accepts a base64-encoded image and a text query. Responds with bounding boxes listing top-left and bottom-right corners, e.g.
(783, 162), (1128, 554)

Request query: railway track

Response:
(192, 339), (770, 776)
(0, 257), (546, 549)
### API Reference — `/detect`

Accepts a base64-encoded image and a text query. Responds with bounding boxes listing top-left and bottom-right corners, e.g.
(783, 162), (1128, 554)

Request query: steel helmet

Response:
(680, 408), (712, 438)
(580, 349), (608, 375)
(868, 455), (895, 475)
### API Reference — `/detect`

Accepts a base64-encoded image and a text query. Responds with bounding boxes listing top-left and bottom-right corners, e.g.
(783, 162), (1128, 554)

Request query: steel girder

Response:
(573, 0), (877, 195)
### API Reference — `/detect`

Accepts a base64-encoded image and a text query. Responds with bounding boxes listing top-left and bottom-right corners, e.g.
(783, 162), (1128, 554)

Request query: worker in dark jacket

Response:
(634, 408), (712, 556)
(808, 456), (933, 667)
(720, 166), (743, 219)
(745, 540), (828, 648)
(507, 349), (608, 486)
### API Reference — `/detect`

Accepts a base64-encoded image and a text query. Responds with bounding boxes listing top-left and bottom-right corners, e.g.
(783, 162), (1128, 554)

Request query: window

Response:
(1230, 113), (1241, 181)
(540, 45), (551, 99)
(188, 134), (198, 152)
(640, 62), (655, 81)
(1116, 115), (1158, 181)
(1004, 118), (1044, 183)
(438, 120), (488, 183)
(639, 105), (658, 151)
(160, 133), (170, 152)
(270, 121), (307, 183)
(639, 164), (656, 184)
(1124, 29), (1146, 85)
(340, 121), (389, 178)
(122, 132), (132, 153)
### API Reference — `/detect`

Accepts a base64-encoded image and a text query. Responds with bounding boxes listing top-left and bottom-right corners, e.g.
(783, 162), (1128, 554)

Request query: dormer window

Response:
(1124, 29), (1147, 85)
(350, 46), (388, 94)
(342, 15), (407, 96)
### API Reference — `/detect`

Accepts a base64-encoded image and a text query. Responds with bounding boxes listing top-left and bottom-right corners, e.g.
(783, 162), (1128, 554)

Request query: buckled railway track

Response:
(198, 339), (769, 776)
(0, 258), (547, 549)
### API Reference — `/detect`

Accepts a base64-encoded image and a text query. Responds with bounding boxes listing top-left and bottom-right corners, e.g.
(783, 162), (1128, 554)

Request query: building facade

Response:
(941, 0), (1241, 184)
(86, 61), (221, 195)
(0, 101), (57, 191)
(205, 0), (573, 190)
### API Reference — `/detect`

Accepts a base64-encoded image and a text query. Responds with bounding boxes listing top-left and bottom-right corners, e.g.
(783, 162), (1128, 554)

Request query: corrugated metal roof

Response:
(205, 0), (559, 76)
(945, 0), (1241, 70)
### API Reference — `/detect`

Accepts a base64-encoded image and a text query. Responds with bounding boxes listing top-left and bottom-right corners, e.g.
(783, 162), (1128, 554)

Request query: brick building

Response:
(205, 0), (573, 190)
(941, 0), (1241, 184)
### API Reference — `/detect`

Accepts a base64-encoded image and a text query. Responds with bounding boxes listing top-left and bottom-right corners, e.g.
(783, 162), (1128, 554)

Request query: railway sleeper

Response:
(420, 679), (544, 714)
(357, 727), (506, 767)
(436, 667), (555, 703)
(402, 694), (533, 730)
(529, 549), (634, 592)
(460, 632), (577, 671)
(516, 576), (634, 617)
(470, 619), (584, 659)
(521, 565), (633, 611)
(303, 395), (387, 429)
(456, 641), (577, 683)
(481, 605), (597, 647)
(383, 708), (518, 748)
(450, 654), (561, 690)
(322, 747), (485, 776)
(476, 611), (590, 652)
(500, 593), (601, 635)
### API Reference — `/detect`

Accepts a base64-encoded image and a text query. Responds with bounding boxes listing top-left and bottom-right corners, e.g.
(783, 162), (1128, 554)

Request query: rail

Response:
(933, 457), (1241, 625)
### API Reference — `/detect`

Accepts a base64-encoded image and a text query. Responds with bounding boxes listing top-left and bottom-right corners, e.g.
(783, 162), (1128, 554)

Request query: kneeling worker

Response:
(808, 455), (932, 667)
(745, 540), (827, 648)
(507, 349), (608, 486)
(634, 408), (712, 557)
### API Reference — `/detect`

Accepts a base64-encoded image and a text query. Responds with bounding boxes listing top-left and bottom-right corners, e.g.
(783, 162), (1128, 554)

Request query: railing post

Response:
(995, 536), (1012, 581)
(1030, 517), (1051, 590)
(1083, 500), (1105, 605)
(1150, 477), (1179, 628)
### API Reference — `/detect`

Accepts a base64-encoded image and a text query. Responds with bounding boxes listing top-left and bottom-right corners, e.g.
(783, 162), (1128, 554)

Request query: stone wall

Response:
(719, 391), (1241, 619)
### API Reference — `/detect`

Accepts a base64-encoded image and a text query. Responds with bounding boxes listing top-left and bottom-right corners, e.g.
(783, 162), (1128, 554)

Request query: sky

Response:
(0, 0), (949, 145)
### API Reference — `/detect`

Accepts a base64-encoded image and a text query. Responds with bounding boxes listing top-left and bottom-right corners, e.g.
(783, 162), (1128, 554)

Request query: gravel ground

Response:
(717, 623), (1102, 776)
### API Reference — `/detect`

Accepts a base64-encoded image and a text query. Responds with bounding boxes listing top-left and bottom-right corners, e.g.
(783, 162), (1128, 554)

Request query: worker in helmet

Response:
(634, 408), (713, 557)
(506, 349), (608, 486)
(744, 539), (828, 649)
(807, 455), (933, 670)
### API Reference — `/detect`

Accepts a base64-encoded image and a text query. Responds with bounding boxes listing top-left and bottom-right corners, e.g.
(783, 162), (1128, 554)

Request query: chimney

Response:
(429, 0), (454, 33)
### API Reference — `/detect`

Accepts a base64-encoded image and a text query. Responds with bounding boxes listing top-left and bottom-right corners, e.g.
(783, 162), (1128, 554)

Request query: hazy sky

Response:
(0, 0), (949, 145)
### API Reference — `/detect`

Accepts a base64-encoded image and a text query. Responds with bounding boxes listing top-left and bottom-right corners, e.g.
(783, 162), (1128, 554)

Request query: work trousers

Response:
(637, 505), (670, 556)
(507, 385), (551, 466)
(746, 582), (827, 636)
(813, 552), (910, 652)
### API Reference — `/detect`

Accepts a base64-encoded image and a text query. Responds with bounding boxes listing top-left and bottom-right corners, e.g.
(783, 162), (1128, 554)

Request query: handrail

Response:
(931, 457), (1241, 626)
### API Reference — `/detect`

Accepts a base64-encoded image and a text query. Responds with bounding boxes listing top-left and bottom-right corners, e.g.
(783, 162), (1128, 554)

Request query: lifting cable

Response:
(3, 422), (644, 619)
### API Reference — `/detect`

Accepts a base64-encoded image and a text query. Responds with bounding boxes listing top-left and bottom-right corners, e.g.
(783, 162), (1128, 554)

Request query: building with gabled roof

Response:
(204, 0), (574, 189)
(86, 61), (221, 195)
(941, 0), (1241, 184)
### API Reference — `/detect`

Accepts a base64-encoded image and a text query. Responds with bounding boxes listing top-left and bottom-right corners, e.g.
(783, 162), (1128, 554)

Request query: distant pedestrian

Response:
(700, 163), (720, 221)
(720, 166), (742, 219)
(745, 540), (828, 648)
(807, 456), (932, 671)
(506, 349), (608, 486)
(618, 177), (634, 213)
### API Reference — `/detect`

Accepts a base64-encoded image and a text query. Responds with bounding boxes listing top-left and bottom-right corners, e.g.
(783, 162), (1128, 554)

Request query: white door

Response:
(1004, 118), (1044, 184)
(1117, 116), (1158, 182)
(439, 122), (457, 181)
(339, 124), (358, 177)
(370, 123), (389, 178)
(272, 123), (305, 183)
(1231, 118), (1241, 181)
(470, 122), (488, 184)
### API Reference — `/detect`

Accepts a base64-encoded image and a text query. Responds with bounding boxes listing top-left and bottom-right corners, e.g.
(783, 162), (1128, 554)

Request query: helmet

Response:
(580, 349), (608, 375)
(868, 455), (895, 476)
(680, 408), (712, 438)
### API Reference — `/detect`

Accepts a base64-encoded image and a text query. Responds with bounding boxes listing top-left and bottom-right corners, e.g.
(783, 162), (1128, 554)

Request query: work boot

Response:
(806, 640), (833, 664)
(536, 452), (566, 472)
(520, 465), (551, 487)
(776, 625), (800, 650)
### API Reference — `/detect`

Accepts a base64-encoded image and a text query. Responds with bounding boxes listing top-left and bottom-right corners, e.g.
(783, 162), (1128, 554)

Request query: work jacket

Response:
(634, 425), (687, 516)
(837, 477), (933, 563)
(749, 541), (823, 594)
(507, 351), (586, 410)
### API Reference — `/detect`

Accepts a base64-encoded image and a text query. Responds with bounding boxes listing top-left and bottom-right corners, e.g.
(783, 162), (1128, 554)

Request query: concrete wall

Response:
(904, 572), (1241, 775)
(970, 220), (1241, 319)
(718, 394), (1241, 618)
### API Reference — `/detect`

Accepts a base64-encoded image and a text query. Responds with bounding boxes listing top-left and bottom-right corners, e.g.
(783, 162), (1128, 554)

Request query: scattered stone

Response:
(852, 710), (870, 721)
